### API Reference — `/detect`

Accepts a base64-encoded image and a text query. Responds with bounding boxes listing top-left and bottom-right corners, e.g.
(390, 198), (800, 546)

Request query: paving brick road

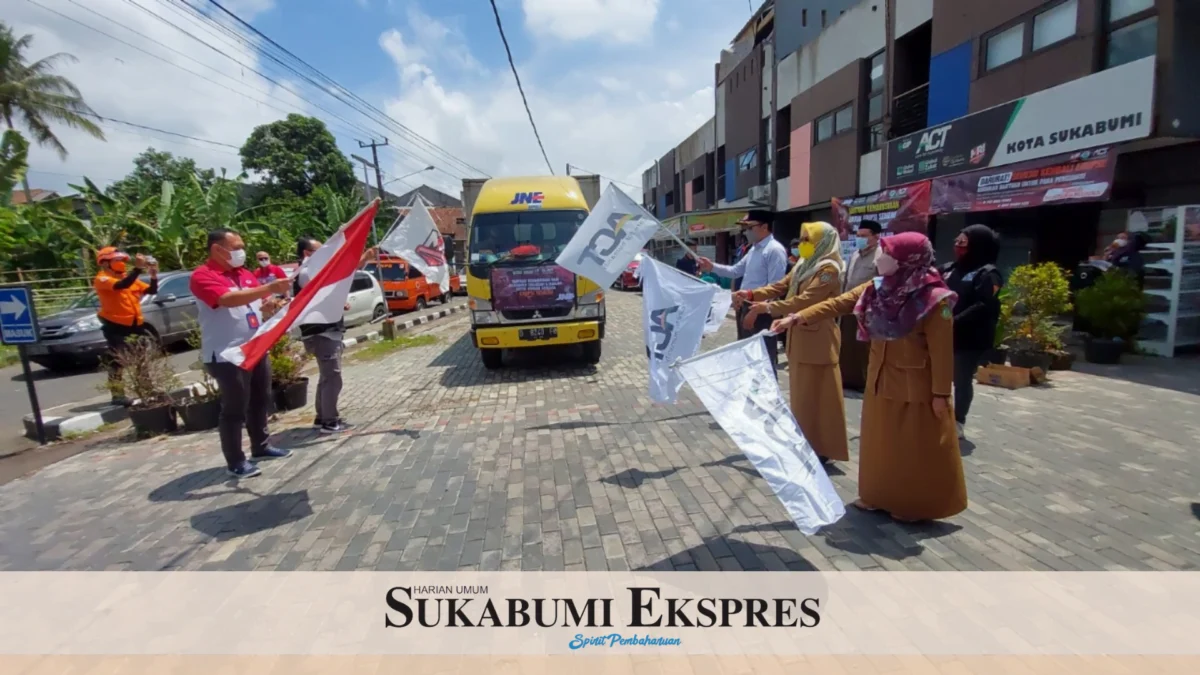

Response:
(0, 291), (1196, 572)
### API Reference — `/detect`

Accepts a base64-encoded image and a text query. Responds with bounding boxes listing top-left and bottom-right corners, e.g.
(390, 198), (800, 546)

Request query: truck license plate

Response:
(518, 327), (557, 341)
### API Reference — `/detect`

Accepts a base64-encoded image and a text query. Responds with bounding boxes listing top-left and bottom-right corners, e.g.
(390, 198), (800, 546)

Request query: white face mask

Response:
(1113, 238), (1128, 248)
(227, 248), (247, 268)
(876, 253), (899, 276)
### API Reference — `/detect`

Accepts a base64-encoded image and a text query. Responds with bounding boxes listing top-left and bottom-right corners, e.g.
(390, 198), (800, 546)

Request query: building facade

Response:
(642, 0), (1200, 269)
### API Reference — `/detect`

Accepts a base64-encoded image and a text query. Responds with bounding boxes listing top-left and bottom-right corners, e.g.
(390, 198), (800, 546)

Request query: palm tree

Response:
(0, 22), (105, 202)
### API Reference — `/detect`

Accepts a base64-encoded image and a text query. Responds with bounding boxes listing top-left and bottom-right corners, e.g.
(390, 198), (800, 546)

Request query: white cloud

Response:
(520, 0), (661, 43)
(10, 0), (305, 191)
(376, 4), (726, 201)
(223, 0), (276, 20)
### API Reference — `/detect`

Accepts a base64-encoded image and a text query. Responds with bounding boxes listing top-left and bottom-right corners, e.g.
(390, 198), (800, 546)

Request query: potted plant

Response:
(1074, 270), (1146, 364)
(111, 335), (180, 437)
(175, 319), (221, 431)
(269, 335), (310, 412)
(999, 263), (1072, 372)
(988, 288), (1012, 365)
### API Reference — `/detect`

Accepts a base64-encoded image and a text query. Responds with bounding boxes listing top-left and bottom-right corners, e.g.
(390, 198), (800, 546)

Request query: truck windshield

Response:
(469, 209), (588, 266)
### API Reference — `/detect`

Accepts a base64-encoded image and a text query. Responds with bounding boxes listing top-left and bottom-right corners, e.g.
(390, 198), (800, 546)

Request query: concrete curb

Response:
(22, 302), (468, 442)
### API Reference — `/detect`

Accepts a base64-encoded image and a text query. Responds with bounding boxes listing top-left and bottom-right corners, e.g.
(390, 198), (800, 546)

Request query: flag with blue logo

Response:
(639, 257), (715, 404)
(556, 184), (662, 289)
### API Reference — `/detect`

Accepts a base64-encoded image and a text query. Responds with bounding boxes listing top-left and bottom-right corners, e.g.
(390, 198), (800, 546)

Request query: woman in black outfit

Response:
(940, 224), (1003, 441)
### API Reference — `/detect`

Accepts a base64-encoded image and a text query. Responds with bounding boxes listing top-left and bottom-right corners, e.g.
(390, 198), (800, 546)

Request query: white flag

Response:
(678, 334), (845, 534)
(555, 184), (662, 288)
(640, 257), (716, 404)
(704, 287), (733, 335)
(379, 200), (451, 294)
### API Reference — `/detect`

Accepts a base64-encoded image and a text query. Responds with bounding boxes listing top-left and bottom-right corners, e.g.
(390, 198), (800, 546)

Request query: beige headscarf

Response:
(785, 221), (845, 299)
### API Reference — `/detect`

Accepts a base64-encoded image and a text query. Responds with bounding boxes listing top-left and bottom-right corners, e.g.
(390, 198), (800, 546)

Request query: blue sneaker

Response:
(227, 461), (262, 478)
(250, 446), (292, 461)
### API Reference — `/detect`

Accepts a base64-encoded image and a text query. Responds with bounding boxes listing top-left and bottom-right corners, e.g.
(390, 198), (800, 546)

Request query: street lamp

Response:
(383, 166), (435, 187)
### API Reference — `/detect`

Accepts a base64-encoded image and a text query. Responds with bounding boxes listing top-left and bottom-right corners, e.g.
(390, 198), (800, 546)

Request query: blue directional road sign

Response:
(0, 286), (39, 345)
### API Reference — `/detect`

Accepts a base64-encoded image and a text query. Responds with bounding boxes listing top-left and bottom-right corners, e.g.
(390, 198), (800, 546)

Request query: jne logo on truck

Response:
(510, 191), (545, 207)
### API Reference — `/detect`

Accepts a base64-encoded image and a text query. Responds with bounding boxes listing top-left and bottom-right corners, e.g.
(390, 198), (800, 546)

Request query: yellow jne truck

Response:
(462, 175), (603, 369)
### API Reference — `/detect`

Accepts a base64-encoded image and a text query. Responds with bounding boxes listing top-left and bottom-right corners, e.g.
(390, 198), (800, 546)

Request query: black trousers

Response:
(953, 349), (987, 425)
(737, 305), (779, 368)
(206, 359), (271, 468)
(100, 319), (154, 392)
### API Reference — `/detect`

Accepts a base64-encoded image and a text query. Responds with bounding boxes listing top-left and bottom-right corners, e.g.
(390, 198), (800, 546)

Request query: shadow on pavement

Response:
(433, 331), (600, 387)
(190, 490), (313, 541)
(148, 467), (261, 503)
(823, 511), (961, 562)
(960, 439), (976, 457)
(598, 467), (681, 488)
(1191, 503), (1200, 521)
(640, 537), (818, 571)
(1070, 354), (1200, 397)
(702, 453), (846, 478)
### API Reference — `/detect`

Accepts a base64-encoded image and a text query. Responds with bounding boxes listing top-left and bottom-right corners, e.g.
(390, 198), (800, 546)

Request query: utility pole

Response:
(358, 137), (389, 206)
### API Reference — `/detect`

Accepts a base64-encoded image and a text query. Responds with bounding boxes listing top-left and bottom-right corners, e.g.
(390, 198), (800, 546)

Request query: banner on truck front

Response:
(556, 184), (662, 289)
(639, 257), (715, 404)
(678, 333), (845, 534)
(379, 200), (451, 294)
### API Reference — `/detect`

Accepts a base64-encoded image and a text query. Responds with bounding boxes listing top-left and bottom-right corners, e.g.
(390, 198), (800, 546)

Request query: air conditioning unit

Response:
(748, 185), (770, 204)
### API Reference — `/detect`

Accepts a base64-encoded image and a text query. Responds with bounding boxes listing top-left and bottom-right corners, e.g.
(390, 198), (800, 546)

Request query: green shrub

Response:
(1000, 263), (1072, 352)
(1075, 270), (1145, 340)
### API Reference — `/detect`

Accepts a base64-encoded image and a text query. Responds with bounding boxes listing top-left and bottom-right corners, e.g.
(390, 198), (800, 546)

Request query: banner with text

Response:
(556, 184), (662, 289)
(931, 147), (1117, 213)
(885, 56), (1154, 187)
(639, 257), (716, 404)
(490, 266), (576, 313)
(831, 181), (931, 254)
(678, 334), (844, 534)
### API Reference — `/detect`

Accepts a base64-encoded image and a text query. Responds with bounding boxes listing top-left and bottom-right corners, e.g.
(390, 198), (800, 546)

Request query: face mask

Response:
(798, 242), (816, 259)
(876, 253), (899, 276)
(855, 236), (869, 250)
(953, 244), (968, 260)
(790, 248), (799, 257)
(110, 261), (127, 274)
(227, 248), (246, 268)
(258, 259), (270, 267)
(1113, 238), (1128, 248)
(740, 228), (758, 244)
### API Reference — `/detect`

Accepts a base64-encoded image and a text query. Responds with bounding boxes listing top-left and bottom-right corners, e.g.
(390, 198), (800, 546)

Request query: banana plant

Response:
(0, 129), (29, 206)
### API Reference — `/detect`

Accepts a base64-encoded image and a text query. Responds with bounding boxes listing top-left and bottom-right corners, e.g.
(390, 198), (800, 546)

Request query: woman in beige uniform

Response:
(739, 221), (850, 464)
(772, 231), (966, 522)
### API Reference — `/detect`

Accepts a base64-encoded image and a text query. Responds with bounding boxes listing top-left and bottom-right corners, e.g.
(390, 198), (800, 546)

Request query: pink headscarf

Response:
(852, 232), (957, 341)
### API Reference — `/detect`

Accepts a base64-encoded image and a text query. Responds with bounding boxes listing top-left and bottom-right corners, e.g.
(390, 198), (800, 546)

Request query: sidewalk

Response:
(5, 298), (466, 448)
(0, 291), (1196, 573)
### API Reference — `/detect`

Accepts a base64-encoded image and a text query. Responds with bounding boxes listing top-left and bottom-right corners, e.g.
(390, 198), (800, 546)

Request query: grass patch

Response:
(351, 334), (440, 362)
(0, 345), (18, 368)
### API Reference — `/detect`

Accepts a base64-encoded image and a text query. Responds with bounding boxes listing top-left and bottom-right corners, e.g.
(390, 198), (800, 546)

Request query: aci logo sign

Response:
(916, 124), (952, 155)
(577, 211), (636, 267)
(510, 191), (545, 208)
(0, 286), (37, 345)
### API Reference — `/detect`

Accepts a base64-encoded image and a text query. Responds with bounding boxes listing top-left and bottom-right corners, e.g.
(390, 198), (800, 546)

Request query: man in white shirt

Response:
(697, 209), (789, 368)
(840, 219), (883, 390)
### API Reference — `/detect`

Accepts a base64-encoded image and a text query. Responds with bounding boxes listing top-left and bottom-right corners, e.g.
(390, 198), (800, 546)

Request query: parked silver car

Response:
(27, 269), (388, 372)
(25, 271), (199, 371)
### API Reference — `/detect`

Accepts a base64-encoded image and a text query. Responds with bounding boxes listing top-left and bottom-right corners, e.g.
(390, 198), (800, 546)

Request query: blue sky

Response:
(11, 0), (754, 198)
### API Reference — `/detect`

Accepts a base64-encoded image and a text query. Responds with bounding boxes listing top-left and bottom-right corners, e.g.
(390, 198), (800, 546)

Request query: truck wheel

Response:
(582, 340), (602, 365)
(416, 297), (427, 311)
(480, 348), (503, 370)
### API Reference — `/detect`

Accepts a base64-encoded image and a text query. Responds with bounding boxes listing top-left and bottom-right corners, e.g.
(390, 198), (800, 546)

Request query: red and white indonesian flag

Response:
(379, 200), (451, 294)
(220, 199), (380, 370)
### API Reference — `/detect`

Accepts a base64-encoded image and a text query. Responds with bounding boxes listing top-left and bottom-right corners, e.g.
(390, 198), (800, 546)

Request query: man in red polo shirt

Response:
(190, 228), (292, 478)
(254, 251), (289, 286)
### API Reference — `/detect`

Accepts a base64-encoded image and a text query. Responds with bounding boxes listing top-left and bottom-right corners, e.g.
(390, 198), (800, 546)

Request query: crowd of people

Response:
(91, 228), (376, 478)
(669, 209), (1006, 524)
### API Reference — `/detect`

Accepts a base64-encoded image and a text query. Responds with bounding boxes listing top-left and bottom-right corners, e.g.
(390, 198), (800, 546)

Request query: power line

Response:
(566, 163), (639, 190)
(47, 104), (243, 150)
(488, 0), (554, 175)
(201, 0), (493, 178)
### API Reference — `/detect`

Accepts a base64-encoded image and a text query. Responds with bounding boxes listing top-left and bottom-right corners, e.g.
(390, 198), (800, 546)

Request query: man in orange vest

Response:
(94, 246), (159, 405)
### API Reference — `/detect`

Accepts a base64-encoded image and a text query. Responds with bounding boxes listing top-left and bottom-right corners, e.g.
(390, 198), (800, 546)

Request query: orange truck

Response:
(369, 255), (462, 312)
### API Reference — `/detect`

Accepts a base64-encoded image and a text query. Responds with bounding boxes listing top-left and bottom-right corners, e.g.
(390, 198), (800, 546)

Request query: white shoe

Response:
(956, 422), (966, 440)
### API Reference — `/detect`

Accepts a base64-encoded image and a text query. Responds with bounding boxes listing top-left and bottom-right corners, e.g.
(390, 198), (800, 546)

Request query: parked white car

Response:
(344, 271), (388, 327)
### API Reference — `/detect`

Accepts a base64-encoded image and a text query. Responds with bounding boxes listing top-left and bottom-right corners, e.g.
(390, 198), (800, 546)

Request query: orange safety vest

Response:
(94, 271), (149, 326)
